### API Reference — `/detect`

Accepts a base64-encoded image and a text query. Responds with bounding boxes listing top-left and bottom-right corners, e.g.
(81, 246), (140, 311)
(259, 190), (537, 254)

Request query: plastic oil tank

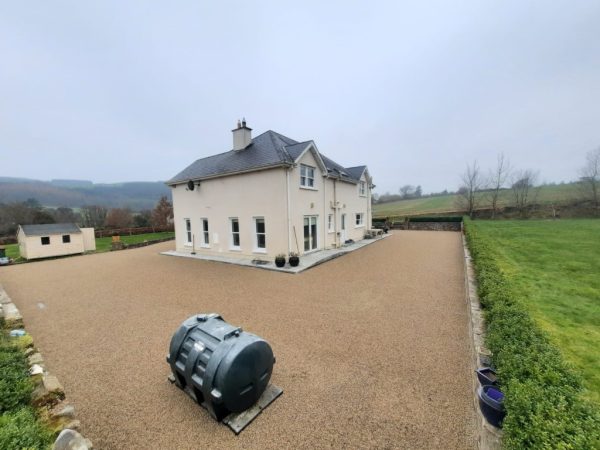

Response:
(167, 313), (275, 421)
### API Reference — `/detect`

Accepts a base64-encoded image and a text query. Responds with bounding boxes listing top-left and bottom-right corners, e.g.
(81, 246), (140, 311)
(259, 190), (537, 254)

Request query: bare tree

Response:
(105, 208), (133, 229)
(80, 205), (107, 228)
(151, 196), (173, 227)
(579, 147), (600, 213)
(511, 170), (539, 218)
(487, 153), (511, 219)
(457, 161), (483, 218)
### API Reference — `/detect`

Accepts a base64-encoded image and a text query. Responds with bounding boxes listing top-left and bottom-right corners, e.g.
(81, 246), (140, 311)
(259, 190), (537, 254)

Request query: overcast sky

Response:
(1, 1), (599, 194)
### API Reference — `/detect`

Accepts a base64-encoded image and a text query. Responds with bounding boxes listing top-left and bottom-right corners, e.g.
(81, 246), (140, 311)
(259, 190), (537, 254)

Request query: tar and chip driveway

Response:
(1, 231), (476, 449)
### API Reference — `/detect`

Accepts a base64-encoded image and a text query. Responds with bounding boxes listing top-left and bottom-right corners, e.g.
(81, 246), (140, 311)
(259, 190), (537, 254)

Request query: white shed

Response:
(17, 223), (96, 260)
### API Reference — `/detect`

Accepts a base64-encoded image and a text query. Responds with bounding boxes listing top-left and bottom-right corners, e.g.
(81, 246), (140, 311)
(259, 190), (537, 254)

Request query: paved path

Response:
(0, 231), (476, 449)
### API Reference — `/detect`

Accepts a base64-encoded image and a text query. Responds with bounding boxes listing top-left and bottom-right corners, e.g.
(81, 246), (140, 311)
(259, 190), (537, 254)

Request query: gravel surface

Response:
(0, 231), (476, 449)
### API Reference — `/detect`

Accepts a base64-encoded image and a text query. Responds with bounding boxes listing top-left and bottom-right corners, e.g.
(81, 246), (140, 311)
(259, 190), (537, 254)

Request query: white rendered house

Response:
(167, 120), (373, 259)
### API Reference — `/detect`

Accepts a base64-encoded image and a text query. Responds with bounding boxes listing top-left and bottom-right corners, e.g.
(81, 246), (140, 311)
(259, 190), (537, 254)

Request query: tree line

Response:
(0, 196), (174, 237)
(458, 147), (600, 218)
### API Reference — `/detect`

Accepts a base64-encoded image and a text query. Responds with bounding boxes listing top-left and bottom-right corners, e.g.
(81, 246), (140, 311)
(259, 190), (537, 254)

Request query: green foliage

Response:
(464, 218), (600, 449)
(0, 407), (53, 450)
(0, 334), (34, 414)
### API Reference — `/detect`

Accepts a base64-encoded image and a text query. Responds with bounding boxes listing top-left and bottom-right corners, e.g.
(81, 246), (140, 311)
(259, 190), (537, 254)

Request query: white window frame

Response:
(184, 218), (192, 245)
(229, 218), (241, 251)
(359, 181), (366, 196)
(328, 214), (334, 233)
(201, 218), (210, 248)
(253, 216), (267, 253)
(300, 164), (316, 189)
(355, 213), (365, 228)
(303, 215), (319, 252)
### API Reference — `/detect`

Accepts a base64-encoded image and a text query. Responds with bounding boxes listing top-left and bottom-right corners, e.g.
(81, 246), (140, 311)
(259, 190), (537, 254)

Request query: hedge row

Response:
(0, 324), (54, 448)
(464, 219), (599, 449)
(372, 216), (463, 224)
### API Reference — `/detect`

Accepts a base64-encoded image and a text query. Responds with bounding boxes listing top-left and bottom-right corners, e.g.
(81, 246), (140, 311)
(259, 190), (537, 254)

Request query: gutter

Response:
(166, 162), (293, 186)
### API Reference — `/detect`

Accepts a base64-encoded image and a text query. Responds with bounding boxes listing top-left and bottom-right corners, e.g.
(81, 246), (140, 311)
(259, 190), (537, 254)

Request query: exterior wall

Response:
(19, 232), (85, 260)
(81, 228), (96, 251)
(171, 167), (288, 259)
(288, 149), (371, 254)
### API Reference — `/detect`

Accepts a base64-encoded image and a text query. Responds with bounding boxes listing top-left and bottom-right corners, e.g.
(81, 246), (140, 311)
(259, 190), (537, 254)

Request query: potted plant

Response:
(274, 253), (286, 268)
(288, 252), (300, 267)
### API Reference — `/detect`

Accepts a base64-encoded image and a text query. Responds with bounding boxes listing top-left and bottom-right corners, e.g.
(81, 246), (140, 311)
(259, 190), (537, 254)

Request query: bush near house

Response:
(0, 325), (54, 449)
(464, 219), (600, 449)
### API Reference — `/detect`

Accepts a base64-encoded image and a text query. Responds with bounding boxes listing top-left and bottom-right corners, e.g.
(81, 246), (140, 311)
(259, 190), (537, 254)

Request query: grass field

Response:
(373, 182), (584, 218)
(2, 232), (174, 261)
(470, 219), (600, 404)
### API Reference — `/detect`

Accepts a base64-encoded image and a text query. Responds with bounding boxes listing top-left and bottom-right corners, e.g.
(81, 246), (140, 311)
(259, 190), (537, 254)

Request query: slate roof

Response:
(20, 223), (81, 236)
(167, 130), (367, 185)
(345, 166), (367, 180)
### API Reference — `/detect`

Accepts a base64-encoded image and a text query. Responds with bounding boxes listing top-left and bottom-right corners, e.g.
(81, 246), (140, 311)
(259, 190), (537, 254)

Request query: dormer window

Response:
(300, 164), (315, 188)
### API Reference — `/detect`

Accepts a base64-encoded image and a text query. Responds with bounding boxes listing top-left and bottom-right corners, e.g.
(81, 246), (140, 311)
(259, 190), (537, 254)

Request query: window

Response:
(62, 235), (71, 243)
(355, 213), (364, 227)
(201, 219), (209, 246)
(41, 236), (50, 245)
(359, 181), (366, 196)
(230, 218), (240, 249)
(328, 214), (334, 232)
(254, 217), (266, 251)
(300, 164), (315, 188)
(184, 218), (192, 244)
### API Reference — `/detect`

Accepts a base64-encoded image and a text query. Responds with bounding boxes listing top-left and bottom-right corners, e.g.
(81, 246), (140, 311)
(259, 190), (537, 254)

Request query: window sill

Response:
(184, 243), (192, 247)
(300, 186), (318, 191)
(200, 244), (210, 249)
(355, 224), (365, 228)
(229, 247), (241, 252)
(328, 230), (335, 234)
(253, 249), (267, 254)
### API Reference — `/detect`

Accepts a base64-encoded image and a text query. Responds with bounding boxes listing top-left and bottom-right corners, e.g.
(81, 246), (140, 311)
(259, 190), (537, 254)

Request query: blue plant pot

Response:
(476, 367), (498, 386)
(478, 385), (505, 428)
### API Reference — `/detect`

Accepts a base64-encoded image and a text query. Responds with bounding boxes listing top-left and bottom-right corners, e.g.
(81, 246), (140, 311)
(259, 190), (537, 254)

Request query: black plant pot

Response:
(476, 367), (498, 386)
(288, 256), (299, 267)
(275, 257), (286, 268)
(478, 385), (505, 428)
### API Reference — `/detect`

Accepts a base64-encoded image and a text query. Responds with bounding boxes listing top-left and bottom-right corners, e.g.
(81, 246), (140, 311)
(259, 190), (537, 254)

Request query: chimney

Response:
(232, 118), (252, 150)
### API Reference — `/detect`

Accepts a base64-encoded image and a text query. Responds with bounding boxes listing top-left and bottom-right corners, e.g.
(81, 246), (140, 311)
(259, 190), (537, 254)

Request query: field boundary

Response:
(463, 219), (600, 449)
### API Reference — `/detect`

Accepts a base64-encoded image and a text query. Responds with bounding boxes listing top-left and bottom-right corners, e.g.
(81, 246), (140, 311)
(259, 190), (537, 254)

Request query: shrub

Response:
(0, 407), (54, 450)
(0, 335), (34, 414)
(464, 218), (600, 449)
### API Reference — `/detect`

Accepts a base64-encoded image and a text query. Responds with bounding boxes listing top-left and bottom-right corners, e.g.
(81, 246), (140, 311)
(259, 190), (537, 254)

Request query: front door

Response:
(341, 213), (347, 242)
(303, 216), (318, 252)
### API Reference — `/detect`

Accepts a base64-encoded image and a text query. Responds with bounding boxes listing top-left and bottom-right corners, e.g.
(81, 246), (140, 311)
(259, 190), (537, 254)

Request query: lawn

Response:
(94, 232), (174, 252)
(470, 219), (600, 404)
(2, 232), (174, 261)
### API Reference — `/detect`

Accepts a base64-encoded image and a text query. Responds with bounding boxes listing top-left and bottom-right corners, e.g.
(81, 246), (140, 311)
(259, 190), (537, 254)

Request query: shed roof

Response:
(167, 130), (367, 185)
(20, 223), (81, 236)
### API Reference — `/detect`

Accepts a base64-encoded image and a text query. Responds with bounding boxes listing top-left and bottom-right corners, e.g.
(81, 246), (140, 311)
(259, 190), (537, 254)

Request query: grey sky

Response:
(1, 1), (599, 195)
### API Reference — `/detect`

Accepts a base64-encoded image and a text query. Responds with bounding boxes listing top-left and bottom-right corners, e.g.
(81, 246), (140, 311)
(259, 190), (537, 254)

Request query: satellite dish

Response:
(187, 180), (195, 191)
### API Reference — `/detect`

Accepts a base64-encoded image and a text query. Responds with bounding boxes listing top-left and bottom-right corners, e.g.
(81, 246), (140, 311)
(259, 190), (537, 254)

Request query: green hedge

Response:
(464, 218), (600, 449)
(0, 329), (54, 449)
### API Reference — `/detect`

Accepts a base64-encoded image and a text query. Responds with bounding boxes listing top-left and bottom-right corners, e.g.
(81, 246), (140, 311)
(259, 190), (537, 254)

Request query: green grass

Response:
(94, 231), (174, 252)
(2, 232), (174, 260)
(373, 182), (584, 218)
(471, 219), (600, 404)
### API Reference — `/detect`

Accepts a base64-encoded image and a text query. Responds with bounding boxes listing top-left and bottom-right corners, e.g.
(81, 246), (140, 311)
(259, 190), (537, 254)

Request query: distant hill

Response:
(373, 182), (585, 218)
(0, 177), (170, 210)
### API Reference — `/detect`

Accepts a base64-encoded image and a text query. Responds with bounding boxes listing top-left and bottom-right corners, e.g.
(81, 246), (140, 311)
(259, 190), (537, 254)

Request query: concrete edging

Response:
(0, 284), (93, 450)
(461, 232), (503, 450)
